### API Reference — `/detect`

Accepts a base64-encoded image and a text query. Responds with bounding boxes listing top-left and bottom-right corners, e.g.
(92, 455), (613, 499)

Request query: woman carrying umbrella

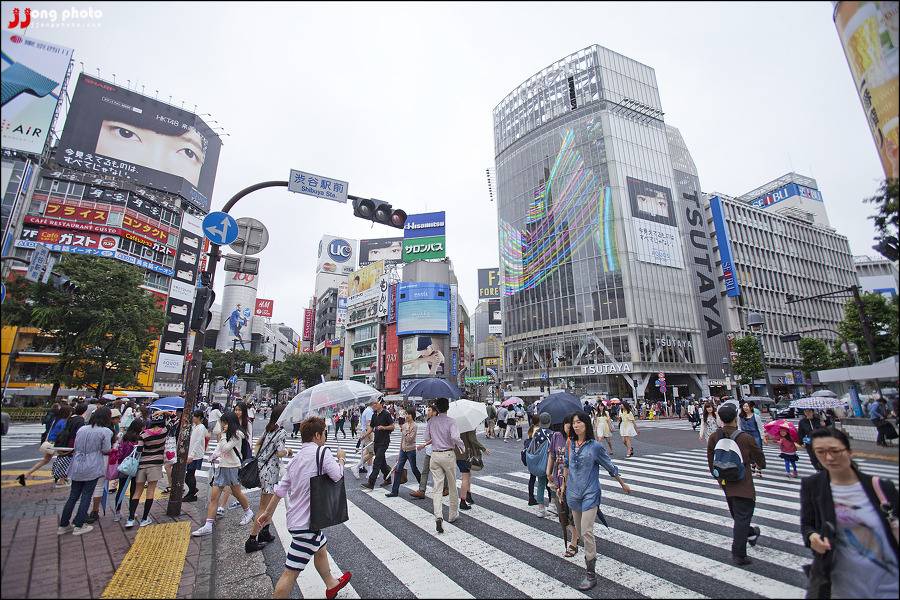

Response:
(768, 421), (800, 478)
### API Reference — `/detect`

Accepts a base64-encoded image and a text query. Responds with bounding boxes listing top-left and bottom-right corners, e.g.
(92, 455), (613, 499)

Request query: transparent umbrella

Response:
(278, 381), (382, 427)
(811, 390), (838, 398)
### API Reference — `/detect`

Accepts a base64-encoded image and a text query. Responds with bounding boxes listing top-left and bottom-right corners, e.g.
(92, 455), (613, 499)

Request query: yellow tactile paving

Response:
(101, 521), (191, 599)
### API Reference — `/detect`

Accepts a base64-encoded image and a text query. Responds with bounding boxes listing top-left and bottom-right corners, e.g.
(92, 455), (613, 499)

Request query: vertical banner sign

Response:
(385, 323), (400, 390)
(302, 308), (314, 342)
(386, 282), (398, 324)
(709, 196), (741, 298)
(376, 277), (389, 318)
(477, 268), (501, 299)
(157, 213), (203, 374)
(402, 211), (446, 263)
(450, 284), (459, 348)
(254, 298), (274, 317)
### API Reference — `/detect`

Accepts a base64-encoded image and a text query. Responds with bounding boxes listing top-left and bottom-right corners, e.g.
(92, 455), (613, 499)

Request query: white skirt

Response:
(594, 418), (610, 438)
(620, 422), (637, 437)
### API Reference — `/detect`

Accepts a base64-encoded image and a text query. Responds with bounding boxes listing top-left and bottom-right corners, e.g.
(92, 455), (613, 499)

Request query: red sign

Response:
(44, 201), (108, 224)
(254, 298), (274, 318)
(122, 214), (169, 243)
(384, 323), (399, 390)
(120, 230), (176, 255)
(24, 215), (119, 235)
(302, 309), (314, 341)
(33, 228), (117, 250)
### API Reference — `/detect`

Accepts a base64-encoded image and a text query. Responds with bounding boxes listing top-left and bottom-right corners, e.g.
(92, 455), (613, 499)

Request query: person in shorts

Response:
(126, 417), (167, 528)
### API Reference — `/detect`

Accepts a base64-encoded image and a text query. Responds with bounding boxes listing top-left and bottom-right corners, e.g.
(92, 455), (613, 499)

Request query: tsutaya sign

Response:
(580, 362), (633, 375)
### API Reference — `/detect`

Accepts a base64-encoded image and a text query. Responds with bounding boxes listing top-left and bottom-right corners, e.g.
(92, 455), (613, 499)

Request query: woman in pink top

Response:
(257, 417), (352, 600)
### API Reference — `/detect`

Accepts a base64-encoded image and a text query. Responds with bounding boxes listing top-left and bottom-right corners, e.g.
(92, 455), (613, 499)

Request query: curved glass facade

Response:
(493, 45), (707, 398)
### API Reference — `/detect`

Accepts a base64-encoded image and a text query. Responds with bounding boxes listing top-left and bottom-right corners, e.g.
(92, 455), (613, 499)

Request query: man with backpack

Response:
(706, 403), (766, 566)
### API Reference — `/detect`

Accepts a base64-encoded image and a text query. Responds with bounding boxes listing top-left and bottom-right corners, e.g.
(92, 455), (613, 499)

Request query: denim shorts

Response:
(456, 459), (471, 474)
(213, 466), (240, 487)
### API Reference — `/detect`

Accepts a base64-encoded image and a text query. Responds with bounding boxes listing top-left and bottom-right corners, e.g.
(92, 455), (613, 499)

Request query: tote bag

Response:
(309, 446), (349, 530)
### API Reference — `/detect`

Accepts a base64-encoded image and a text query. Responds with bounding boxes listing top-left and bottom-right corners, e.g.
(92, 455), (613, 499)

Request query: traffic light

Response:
(48, 273), (78, 293)
(352, 197), (407, 229)
(190, 287), (215, 331)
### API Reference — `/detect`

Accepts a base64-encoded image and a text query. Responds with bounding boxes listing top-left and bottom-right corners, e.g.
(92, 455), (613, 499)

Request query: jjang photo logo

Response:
(7, 6), (103, 29)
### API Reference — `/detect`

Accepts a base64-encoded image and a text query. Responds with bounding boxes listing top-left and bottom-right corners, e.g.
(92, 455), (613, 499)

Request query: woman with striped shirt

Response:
(126, 417), (167, 528)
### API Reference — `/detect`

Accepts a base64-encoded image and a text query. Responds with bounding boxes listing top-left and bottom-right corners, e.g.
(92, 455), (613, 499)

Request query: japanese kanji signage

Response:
(17, 226), (118, 257)
(254, 299), (274, 318)
(288, 169), (349, 204)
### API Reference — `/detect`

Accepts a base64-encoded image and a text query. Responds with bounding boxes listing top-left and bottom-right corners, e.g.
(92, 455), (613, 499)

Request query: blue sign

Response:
(404, 211), (446, 239)
(396, 282), (450, 336)
(709, 196), (741, 298)
(1, 282), (5, 304)
(397, 282), (450, 303)
(202, 212), (238, 245)
(328, 238), (353, 263)
(749, 183), (823, 209)
(450, 350), (458, 377)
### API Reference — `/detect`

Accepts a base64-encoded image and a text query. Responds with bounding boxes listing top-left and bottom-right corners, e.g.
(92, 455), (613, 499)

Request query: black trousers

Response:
(367, 444), (391, 486)
(726, 496), (756, 558)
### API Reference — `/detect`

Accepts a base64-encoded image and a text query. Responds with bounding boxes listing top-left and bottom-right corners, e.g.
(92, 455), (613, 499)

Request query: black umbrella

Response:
(402, 378), (462, 400)
(540, 391), (583, 425)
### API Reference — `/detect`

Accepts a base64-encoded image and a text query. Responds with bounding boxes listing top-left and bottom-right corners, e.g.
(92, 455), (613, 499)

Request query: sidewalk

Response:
(1, 469), (213, 599)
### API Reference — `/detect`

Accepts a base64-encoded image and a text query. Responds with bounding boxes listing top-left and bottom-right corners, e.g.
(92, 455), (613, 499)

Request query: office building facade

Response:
(854, 254), (899, 297)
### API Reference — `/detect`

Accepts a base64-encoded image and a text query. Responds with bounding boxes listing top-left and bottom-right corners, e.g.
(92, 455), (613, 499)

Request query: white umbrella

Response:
(790, 397), (848, 410)
(278, 381), (382, 427)
(448, 399), (488, 433)
(811, 390), (838, 398)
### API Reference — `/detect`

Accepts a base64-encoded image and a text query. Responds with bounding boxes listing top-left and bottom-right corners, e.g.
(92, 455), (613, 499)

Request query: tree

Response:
(258, 361), (294, 395)
(283, 352), (329, 388)
(201, 347), (266, 381)
(838, 292), (898, 362)
(864, 178), (899, 260)
(2, 255), (165, 399)
(732, 336), (765, 385)
(797, 337), (833, 380)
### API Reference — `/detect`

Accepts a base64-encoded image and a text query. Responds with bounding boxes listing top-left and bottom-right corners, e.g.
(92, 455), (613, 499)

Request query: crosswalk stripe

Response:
(504, 471), (800, 524)
(623, 455), (805, 492)
(343, 500), (473, 598)
(363, 483), (594, 599)
(616, 462), (802, 499)
(465, 477), (805, 598)
(473, 475), (805, 571)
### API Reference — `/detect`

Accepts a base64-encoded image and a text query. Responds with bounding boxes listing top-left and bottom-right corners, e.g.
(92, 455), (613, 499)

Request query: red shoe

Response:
(326, 572), (352, 599)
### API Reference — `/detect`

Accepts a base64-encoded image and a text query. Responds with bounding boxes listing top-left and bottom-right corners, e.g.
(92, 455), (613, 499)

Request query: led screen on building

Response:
(396, 282), (450, 335)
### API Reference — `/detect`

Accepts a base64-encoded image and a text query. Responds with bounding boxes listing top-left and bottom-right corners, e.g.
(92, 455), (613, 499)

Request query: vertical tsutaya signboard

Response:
(1, 33), (73, 155)
(157, 213), (203, 374)
(477, 268), (501, 299)
(402, 211), (446, 263)
(833, 1), (899, 179)
(488, 299), (502, 334)
(56, 74), (222, 212)
(627, 177), (684, 269)
(450, 284), (459, 348)
(254, 298), (274, 318)
(709, 196), (741, 298)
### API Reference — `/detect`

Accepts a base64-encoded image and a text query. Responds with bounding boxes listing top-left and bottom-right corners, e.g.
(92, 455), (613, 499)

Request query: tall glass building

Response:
(493, 45), (725, 400)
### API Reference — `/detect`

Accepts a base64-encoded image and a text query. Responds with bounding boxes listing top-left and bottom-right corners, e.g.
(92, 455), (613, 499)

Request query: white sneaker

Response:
(57, 525), (74, 535)
(229, 500), (241, 510)
(73, 524), (94, 536)
(216, 507), (225, 517)
(192, 523), (213, 537)
(113, 513), (121, 523)
(239, 509), (254, 526)
(350, 466), (359, 480)
(537, 505), (546, 518)
(125, 519), (136, 528)
(139, 517), (152, 527)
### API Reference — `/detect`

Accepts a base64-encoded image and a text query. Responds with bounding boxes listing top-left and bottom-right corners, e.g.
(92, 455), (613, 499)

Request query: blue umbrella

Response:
(540, 391), (583, 425)
(403, 378), (462, 400)
(150, 396), (185, 412)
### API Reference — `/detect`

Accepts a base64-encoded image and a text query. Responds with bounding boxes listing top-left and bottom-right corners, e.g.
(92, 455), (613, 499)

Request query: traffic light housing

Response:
(48, 273), (78, 293)
(352, 197), (407, 229)
(190, 286), (215, 331)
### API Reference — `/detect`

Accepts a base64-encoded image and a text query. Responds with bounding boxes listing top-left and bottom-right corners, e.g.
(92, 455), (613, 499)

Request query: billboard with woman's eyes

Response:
(55, 73), (222, 212)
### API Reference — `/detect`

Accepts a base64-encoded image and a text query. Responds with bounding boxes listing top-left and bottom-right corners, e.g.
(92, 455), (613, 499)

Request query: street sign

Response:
(223, 254), (260, 275)
(288, 169), (349, 204)
(41, 256), (57, 284)
(465, 376), (489, 384)
(229, 217), (269, 255)
(780, 333), (802, 343)
(25, 244), (51, 282)
(202, 212), (239, 245)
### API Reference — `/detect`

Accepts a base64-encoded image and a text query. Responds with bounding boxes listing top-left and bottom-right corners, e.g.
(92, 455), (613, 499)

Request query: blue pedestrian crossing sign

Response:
(202, 212), (239, 245)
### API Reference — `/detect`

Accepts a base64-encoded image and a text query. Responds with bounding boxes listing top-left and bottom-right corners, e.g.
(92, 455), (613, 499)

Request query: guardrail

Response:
(2, 408), (46, 422)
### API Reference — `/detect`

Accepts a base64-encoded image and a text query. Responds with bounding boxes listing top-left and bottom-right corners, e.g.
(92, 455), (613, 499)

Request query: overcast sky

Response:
(20, 1), (887, 333)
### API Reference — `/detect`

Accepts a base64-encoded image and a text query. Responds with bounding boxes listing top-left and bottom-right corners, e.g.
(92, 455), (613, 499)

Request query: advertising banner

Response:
(16, 227), (118, 257)
(709, 196), (741, 297)
(626, 177), (684, 269)
(122, 213), (172, 244)
(396, 282), (450, 335)
(402, 235), (446, 262)
(83, 185), (128, 206)
(336, 282), (349, 329)
(450, 284), (459, 348)
(478, 268), (501, 299)
(157, 213), (202, 373)
(1, 33), (73, 155)
(385, 323), (400, 389)
(376, 277), (389, 318)
(401, 335), (448, 377)
(749, 182), (823, 209)
(44, 201), (110, 224)
(216, 272), (258, 351)
(317, 234), (358, 275)
(254, 298), (274, 318)
(834, 1), (899, 179)
(359, 237), (404, 266)
(404, 211), (446, 239)
(56, 74), (223, 211)
(302, 308), (315, 342)
(488, 299), (502, 335)
(387, 282), (398, 324)
(348, 260), (385, 305)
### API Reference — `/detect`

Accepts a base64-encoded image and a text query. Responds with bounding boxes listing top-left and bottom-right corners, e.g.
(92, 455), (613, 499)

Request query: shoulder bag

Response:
(238, 431), (278, 490)
(117, 446), (141, 478)
(309, 445), (349, 530)
(872, 476), (899, 544)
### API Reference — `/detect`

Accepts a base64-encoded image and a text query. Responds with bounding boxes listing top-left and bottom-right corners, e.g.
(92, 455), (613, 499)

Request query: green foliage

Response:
(258, 361), (294, 395)
(201, 347), (267, 381)
(838, 292), (898, 362)
(2, 255), (165, 398)
(797, 337), (833, 377)
(732, 335), (765, 383)
(865, 178), (899, 260)
(283, 352), (329, 388)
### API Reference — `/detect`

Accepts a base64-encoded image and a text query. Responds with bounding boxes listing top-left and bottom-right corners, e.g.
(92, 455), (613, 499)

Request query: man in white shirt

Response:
(354, 402), (376, 477)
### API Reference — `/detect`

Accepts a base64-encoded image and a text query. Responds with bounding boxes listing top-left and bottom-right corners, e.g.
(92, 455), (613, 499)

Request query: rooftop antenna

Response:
(155, 89), (159, 99)
(126, 79), (130, 89)
(112, 74), (116, 84)
(96, 67), (101, 77)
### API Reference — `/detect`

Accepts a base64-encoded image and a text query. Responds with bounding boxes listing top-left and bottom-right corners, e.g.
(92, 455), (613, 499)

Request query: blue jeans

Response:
(60, 478), (99, 527)
(391, 450), (422, 494)
(535, 474), (549, 506)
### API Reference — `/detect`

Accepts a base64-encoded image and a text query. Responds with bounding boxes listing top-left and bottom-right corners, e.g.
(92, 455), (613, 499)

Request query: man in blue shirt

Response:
(869, 397), (889, 446)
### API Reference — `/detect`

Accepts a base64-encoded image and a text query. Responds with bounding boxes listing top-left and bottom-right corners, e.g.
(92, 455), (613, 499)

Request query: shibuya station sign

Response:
(580, 362), (633, 375)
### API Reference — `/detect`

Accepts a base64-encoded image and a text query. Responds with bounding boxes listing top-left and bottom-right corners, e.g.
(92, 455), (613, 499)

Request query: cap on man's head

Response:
(539, 412), (552, 427)
(718, 404), (738, 423)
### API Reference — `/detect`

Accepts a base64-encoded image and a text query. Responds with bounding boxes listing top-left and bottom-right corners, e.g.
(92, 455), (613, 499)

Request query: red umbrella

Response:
(764, 418), (799, 443)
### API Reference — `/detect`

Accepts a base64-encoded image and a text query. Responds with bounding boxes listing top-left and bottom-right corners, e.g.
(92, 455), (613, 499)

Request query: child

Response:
(775, 424), (799, 478)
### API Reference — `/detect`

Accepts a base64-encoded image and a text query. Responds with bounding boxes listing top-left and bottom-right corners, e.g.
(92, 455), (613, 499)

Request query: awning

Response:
(5, 387), (88, 396)
(814, 355), (899, 384)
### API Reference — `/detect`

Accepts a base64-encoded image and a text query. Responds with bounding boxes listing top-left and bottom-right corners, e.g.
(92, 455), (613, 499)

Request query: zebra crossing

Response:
(253, 441), (897, 599)
(1, 424), (46, 453)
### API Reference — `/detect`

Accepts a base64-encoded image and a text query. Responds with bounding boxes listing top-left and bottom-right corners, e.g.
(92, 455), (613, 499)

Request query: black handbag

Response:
(309, 446), (349, 530)
(238, 433), (277, 490)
